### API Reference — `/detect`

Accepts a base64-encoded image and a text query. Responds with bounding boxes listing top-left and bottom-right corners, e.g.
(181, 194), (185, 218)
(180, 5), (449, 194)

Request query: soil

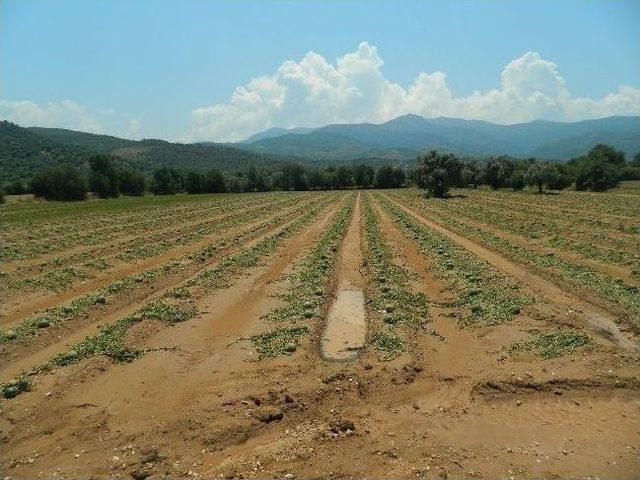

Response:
(1, 191), (638, 480)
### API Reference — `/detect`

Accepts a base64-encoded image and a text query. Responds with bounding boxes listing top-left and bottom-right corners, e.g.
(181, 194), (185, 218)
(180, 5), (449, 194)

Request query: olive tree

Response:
(526, 162), (559, 194)
(412, 150), (462, 198)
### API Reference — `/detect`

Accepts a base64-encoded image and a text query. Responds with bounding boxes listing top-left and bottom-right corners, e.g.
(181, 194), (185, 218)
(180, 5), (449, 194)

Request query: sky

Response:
(1, 0), (639, 142)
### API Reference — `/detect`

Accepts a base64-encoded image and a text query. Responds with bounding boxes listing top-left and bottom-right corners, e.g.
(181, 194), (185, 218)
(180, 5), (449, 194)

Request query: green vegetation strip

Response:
(1, 197), (334, 398)
(393, 191), (640, 334)
(378, 194), (531, 326)
(250, 195), (355, 358)
(0, 196), (327, 343)
(363, 194), (429, 360)
(508, 330), (592, 359)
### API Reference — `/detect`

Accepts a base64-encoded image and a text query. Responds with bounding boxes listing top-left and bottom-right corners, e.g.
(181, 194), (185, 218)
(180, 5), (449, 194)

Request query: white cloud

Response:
(0, 99), (145, 139)
(186, 43), (640, 142)
(0, 99), (104, 133)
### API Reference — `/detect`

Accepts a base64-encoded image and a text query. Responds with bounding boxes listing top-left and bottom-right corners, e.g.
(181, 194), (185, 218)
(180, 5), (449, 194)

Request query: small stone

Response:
(328, 418), (355, 433)
(131, 468), (150, 480)
(253, 407), (283, 423)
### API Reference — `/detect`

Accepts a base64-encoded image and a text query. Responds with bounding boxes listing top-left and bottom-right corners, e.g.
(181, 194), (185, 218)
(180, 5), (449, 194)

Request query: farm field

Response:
(1, 188), (639, 479)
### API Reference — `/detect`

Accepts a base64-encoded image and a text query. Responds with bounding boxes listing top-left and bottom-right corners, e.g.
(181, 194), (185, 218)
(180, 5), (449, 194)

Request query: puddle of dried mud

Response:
(321, 289), (367, 360)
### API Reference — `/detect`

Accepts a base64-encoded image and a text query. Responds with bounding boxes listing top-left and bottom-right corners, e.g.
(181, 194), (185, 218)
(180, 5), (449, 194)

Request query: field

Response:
(1, 186), (639, 479)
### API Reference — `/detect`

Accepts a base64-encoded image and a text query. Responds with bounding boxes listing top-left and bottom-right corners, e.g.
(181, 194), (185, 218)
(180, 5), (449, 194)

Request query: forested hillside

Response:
(0, 122), (305, 182)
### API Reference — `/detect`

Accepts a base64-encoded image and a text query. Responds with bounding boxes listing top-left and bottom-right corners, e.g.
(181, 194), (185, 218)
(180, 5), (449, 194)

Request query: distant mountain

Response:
(241, 126), (314, 144)
(237, 114), (640, 161)
(0, 122), (307, 182)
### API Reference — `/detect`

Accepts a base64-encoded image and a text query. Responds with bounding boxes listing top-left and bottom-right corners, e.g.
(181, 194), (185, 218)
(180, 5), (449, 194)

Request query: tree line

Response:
(1, 144), (638, 203)
(413, 144), (640, 198)
(0, 156), (406, 202)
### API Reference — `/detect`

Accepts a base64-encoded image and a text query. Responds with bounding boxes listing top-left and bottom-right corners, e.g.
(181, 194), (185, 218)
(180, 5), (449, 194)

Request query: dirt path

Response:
(383, 193), (638, 351)
(321, 193), (367, 360)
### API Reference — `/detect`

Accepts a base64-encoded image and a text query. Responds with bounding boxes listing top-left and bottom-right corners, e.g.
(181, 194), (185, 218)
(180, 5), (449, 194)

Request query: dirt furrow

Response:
(383, 193), (637, 351)
(0, 198), (334, 380)
(1, 197), (317, 324)
(321, 192), (367, 360)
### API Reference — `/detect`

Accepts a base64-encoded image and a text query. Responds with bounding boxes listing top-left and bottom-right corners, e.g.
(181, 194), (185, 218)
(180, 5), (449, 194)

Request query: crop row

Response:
(362, 194), (429, 360)
(2, 192), (301, 262)
(0, 194), (332, 343)
(391, 192), (640, 334)
(4, 193), (316, 294)
(377, 194), (531, 327)
(250, 195), (356, 358)
(1, 197), (337, 398)
(399, 191), (638, 270)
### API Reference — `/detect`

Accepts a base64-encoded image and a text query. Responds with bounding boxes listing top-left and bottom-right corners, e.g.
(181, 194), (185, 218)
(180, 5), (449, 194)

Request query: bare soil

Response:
(1, 191), (638, 480)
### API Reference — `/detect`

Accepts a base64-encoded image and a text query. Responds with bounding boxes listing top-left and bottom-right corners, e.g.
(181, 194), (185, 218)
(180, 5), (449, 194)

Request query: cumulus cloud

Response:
(0, 99), (145, 139)
(0, 99), (104, 133)
(186, 43), (640, 142)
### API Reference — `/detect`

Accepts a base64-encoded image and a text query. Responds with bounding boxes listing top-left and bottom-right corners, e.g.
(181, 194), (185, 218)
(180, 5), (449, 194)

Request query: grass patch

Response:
(250, 326), (309, 358)
(508, 330), (592, 359)
(371, 329), (405, 361)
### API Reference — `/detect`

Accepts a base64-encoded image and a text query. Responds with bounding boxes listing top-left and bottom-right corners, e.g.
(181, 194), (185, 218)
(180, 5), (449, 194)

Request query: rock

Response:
(284, 394), (295, 404)
(328, 418), (355, 433)
(140, 448), (160, 464)
(253, 407), (283, 423)
(131, 467), (150, 480)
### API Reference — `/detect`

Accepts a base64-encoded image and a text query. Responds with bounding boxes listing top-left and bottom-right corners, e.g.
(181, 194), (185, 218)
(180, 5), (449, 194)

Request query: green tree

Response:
(354, 164), (375, 188)
(185, 171), (204, 194)
(118, 169), (146, 196)
(412, 151), (462, 198)
(277, 163), (307, 190)
(245, 165), (268, 192)
(572, 144), (624, 192)
(152, 167), (182, 195)
(5, 179), (27, 195)
(31, 163), (87, 201)
(89, 155), (120, 198)
(335, 165), (354, 189)
(204, 169), (227, 193)
(461, 161), (481, 189)
(526, 162), (559, 194)
(484, 156), (516, 190)
(375, 165), (405, 189)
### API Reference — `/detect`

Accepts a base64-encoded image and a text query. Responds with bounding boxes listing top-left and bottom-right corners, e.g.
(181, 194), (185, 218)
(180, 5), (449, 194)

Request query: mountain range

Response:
(2, 114), (638, 183)
(237, 114), (640, 161)
(0, 121), (304, 182)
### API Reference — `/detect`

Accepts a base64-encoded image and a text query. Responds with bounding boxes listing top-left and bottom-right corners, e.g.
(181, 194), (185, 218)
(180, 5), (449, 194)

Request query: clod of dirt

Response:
(140, 448), (160, 464)
(328, 418), (355, 433)
(253, 407), (283, 423)
(131, 466), (151, 480)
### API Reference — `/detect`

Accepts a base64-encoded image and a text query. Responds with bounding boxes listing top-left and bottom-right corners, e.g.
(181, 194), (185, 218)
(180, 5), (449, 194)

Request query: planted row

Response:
(362, 194), (429, 360)
(250, 195), (355, 358)
(378, 194), (531, 327)
(392, 192), (640, 333)
(1, 197), (334, 398)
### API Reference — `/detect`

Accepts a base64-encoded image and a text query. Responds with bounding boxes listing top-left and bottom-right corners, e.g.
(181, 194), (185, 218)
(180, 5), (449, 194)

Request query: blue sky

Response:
(1, 0), (639, 141)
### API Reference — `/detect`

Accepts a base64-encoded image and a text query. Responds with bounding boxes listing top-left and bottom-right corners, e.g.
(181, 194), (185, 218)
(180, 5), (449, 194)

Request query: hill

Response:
(0, 122), (306, 182)
(238, 115), (640, 161)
